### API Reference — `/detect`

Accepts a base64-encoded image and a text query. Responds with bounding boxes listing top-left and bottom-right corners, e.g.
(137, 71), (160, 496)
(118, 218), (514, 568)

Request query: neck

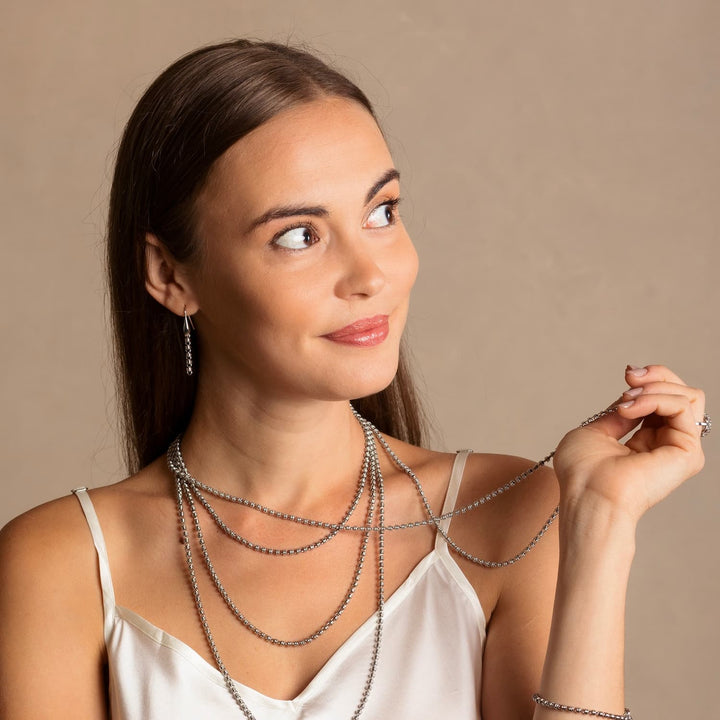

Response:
(178, 377), (367, 511)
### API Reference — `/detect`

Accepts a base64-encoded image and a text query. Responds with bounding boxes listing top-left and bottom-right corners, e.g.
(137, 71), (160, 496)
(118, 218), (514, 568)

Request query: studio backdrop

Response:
(2, 2), (718, 717)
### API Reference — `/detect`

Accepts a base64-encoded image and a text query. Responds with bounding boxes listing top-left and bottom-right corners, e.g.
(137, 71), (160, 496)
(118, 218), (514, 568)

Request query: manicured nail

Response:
(626, 365), (648, 377)
(618, 400), (635, 408)
(623, 387), (643, 398)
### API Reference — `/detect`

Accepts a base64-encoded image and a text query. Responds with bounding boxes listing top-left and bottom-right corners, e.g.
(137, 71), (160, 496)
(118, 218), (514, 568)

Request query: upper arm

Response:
(480, 515), (559, 719)
(0, 497), (108, 719)
(453, 455), (560, 719)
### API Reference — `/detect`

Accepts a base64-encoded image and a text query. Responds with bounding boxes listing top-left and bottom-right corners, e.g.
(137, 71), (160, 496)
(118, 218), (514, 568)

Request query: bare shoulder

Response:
(0, 463), (163, 578)
(459, 452), (560, 543)
(385, 440), (559, 535)
(0, 462), (173, 718)
(388, 444), (560, 614)
(375, 437), (559, 535)
(452, 451), (560, 573)
(377, 438), (559, 564)
(0, 491), (100, 595)
(0, 493), (109, 717)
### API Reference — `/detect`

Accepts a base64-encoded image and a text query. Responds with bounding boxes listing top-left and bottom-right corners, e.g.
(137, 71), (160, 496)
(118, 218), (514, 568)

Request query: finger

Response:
(578, 364), (705, 441)
(620, 381), (706, 422)
(621, 381), (704, 403)
(615, 392), (699, 444)
(580, 403), (642, 442)
(625, 364), (688, 388)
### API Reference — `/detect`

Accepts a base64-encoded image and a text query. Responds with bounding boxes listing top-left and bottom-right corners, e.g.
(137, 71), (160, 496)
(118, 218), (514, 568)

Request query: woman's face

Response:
(186, 97), (418, 403)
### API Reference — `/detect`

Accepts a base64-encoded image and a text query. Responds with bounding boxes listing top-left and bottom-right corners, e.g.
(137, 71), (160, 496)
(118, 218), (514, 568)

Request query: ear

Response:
(144, 234), (199, 316)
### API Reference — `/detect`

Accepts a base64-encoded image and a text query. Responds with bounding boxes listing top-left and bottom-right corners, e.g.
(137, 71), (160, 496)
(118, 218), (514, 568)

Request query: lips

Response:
(323, 314), (390, 346)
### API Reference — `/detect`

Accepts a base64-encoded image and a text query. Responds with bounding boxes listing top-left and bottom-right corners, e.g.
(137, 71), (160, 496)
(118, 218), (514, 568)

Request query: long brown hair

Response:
(107, 39), (427, 473)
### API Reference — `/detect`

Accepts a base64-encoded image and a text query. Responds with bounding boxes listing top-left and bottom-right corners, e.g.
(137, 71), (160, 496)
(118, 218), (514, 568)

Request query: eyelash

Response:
(270, 221), (320, 250)
(375, 197), (401, 225)
(270, 197), (402, 252)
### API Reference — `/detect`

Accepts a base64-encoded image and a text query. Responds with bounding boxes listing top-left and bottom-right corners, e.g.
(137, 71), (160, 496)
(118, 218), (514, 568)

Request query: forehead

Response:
(198, 97), (394, 219)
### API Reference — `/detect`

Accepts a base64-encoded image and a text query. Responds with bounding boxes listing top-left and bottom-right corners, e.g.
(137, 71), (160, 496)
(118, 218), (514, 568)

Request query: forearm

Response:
(534, 500), (636, 718)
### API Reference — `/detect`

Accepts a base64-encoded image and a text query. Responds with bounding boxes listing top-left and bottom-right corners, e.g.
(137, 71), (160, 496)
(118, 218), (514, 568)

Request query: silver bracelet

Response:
(532, 693), (632, 719)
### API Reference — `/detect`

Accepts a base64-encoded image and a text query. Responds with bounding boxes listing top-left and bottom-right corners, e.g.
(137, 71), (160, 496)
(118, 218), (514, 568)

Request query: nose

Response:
(333, 236), (386, 299)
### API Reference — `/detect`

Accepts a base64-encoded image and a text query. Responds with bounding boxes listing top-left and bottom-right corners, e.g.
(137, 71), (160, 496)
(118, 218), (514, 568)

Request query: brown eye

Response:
(273, 226), (317, 250)
(365, 201), (397, 229)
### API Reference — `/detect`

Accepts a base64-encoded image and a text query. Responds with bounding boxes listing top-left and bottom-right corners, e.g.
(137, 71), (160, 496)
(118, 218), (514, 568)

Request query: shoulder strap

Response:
(434, 450), (472, 551)
(71, 487), (116, 636)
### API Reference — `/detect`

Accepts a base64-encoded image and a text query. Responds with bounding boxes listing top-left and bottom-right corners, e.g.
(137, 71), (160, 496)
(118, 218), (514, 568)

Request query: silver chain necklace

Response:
(170, 405), (617, 717)
(175, 415), (386, 720)
(178, 452), (376, 647)
(167, 419), (373, 554)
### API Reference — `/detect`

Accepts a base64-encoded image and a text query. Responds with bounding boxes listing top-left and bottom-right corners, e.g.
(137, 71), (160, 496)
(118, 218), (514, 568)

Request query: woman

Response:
(0, 39), (707, 719)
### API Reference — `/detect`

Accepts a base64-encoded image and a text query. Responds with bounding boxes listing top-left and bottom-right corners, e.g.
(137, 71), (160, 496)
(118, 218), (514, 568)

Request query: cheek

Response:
(228, 269), (322, 347)
(388, 235), (419, 295)
(194, 260), (278, 341)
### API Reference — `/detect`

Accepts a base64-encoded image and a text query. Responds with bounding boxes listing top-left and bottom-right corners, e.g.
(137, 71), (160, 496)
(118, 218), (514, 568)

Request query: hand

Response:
(553, 365), (706, 525)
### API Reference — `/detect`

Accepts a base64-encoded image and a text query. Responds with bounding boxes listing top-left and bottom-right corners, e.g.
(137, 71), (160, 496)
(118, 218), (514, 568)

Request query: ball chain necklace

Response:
(169, 405), (617, 719)
(173, 422), (377, 647)
(174, 419), (385, 720)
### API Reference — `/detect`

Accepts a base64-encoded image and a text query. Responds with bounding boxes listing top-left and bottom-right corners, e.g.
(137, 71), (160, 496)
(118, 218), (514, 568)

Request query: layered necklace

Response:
(168, 405), (615, 718)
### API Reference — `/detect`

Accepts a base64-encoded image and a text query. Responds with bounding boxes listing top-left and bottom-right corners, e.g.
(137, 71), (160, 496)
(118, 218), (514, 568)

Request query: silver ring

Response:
(696, 413), (711, 438)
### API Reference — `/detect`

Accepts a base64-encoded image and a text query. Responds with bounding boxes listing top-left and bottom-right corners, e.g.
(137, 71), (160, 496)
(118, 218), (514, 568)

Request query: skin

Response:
(0, 97), (705, 719)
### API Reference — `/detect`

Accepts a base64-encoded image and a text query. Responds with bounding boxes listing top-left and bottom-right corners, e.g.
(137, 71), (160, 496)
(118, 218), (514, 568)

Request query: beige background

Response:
(2, 1), (718, 716)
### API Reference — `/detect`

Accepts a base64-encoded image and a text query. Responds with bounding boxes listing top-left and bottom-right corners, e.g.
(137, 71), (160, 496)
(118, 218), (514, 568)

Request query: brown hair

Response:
(107, 39), (427, 473)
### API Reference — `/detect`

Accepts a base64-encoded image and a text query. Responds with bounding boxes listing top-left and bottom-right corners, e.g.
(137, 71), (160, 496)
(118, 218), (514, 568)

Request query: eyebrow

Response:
(364, 168), (400, 205)
(247, 168), (401, 232)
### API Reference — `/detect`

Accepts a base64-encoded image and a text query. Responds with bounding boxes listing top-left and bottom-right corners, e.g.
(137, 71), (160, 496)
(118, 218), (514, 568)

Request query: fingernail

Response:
(623, 387), (643, 398)
(618, 400), (635, 408)
(626, 365), (648, 377)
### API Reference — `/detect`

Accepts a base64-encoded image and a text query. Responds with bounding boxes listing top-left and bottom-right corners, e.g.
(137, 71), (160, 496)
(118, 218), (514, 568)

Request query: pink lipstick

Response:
(323, 315), (389, 347)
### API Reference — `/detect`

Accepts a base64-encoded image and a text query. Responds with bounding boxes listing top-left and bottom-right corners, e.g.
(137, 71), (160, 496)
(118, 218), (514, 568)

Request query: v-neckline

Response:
(112, 548), (443, 708)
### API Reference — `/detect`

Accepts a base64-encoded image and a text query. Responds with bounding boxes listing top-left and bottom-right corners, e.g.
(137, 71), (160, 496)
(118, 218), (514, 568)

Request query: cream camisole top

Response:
(73, 450), (486, 719)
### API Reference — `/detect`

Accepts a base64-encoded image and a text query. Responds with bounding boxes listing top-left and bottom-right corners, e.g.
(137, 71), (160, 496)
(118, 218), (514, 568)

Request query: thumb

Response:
(579, 401), (642, 441)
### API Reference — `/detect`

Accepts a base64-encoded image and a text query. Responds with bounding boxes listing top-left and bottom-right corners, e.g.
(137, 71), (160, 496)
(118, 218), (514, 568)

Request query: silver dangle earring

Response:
(183, 307), (195, 376)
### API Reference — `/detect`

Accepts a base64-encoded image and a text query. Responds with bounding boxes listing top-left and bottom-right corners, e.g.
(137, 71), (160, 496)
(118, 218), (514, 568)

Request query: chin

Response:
(270, 333), (404, 403)
(330, 355), (400, 403)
